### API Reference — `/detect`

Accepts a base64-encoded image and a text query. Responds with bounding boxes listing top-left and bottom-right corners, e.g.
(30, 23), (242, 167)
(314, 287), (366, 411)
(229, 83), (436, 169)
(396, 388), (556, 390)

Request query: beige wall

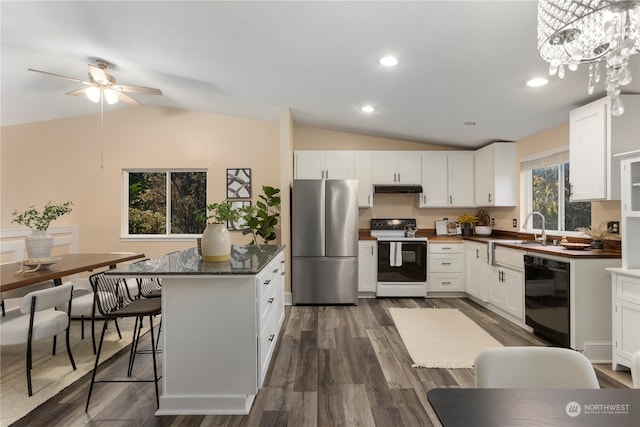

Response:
(1, 106), (280, 258)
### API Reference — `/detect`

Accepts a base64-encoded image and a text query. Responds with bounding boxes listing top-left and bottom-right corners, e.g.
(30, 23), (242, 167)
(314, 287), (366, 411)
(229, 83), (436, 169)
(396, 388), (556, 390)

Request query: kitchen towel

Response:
(389, 242), (403, 267)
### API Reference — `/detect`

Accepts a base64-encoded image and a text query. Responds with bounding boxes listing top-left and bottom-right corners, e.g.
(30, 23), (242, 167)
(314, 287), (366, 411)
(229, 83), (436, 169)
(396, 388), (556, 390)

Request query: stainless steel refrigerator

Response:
(292, 179), (359, 305)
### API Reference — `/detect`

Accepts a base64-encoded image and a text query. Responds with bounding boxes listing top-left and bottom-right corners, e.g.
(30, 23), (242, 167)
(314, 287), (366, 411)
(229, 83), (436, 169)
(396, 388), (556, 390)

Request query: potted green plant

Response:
(239, 186), (281, 245)
(576, 222), (613, 250)
(457, 213), (478, 237)
(12, 201), (73, 259)
(200, 200), (239, 262)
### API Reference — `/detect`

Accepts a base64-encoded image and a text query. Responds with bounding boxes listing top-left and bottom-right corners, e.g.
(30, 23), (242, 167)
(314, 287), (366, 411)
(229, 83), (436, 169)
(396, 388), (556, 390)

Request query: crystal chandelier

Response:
(537, 0), (640, 116)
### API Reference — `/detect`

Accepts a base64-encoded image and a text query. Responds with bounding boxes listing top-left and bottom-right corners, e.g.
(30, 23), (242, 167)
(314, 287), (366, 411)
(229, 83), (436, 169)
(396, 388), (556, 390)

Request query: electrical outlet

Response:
(607, 221), (620, 234)
(513, 218), (517, 228)
(491, 218), (496, 226)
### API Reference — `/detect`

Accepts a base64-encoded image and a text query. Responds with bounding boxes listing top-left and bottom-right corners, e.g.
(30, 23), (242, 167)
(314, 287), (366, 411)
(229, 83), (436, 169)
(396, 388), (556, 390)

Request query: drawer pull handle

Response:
(442, 281), (452, 285)
(441, 262), (452, 265)
(268, 334), (275, 342)
(442, 247), (452, 250)
(264, 279), (271, 286)
(273, 269), (279, 274)
(268, 297), (275, 303)
(281, 271), (285, 276)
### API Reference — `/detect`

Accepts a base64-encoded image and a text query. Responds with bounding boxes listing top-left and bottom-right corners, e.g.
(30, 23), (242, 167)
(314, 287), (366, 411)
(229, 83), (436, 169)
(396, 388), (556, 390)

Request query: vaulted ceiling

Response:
(2, 1), (639, 148)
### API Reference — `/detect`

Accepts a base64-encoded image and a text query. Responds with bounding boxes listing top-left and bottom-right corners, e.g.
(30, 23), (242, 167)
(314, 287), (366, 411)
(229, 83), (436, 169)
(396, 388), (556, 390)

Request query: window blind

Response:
(520, 147), (569, 172)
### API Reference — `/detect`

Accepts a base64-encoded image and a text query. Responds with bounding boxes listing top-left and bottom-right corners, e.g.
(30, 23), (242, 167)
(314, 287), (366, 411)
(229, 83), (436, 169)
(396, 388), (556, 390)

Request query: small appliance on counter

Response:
(371, 218), (428, 297)
(435, 220), (461, 236)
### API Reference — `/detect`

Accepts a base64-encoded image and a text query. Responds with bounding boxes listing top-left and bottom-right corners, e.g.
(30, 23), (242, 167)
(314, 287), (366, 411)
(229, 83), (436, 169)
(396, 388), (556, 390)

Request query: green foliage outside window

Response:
(128, 171), (206, 235)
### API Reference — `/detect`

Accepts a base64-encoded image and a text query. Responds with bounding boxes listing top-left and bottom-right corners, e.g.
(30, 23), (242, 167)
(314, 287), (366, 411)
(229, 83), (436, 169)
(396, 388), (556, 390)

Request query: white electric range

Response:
(370, 219), (428, 297)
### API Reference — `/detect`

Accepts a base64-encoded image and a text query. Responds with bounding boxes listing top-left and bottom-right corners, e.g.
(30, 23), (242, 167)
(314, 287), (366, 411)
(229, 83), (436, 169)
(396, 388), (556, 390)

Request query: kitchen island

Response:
(105, 245), (285, 415)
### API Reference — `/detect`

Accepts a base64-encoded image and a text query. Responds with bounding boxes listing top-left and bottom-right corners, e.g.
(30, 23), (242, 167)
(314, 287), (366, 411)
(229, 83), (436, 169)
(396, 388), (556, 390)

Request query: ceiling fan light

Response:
(86, 86), (100, 103)
(104, 89), (119, 104)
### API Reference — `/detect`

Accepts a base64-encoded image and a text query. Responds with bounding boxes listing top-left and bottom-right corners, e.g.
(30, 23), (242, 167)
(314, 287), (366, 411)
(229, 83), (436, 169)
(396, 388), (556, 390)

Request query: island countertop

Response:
(104, 245), (284, 276)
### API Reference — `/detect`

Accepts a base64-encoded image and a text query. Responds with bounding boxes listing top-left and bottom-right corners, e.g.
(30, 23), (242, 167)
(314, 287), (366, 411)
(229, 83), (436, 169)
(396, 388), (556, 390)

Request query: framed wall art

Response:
(227, 200), (251, 231)
(227, 168), (251, 199)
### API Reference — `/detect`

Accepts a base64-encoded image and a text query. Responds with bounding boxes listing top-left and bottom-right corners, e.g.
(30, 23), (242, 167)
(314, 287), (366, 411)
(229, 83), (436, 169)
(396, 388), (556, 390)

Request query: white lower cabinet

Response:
(486, 247), (524, 322)
(257, 252), (285, 387)
(610, 269), (640, 371)
(429, 242), (465, 293)
(465, 241), (487, 301)
(358, 241), (377, 293)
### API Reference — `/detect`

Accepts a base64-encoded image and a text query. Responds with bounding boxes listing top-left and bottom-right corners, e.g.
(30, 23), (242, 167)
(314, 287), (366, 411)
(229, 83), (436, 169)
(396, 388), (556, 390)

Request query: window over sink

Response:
(123, 169), (207, 239)
(521, 148), (591, 232)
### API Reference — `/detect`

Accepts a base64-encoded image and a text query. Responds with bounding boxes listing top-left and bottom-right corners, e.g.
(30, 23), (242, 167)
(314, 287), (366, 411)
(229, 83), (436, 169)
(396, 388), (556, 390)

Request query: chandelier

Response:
(537, 0), (640, 116)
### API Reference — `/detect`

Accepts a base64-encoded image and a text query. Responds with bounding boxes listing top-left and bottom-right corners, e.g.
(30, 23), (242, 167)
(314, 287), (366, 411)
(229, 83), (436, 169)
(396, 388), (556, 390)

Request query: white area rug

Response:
(388, 307), (503, 369)
(1, 317), (150, 426)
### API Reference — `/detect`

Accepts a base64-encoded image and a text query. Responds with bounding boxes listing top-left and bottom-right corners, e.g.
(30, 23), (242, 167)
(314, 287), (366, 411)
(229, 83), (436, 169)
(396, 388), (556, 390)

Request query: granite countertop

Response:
(105, 245), (284, 276)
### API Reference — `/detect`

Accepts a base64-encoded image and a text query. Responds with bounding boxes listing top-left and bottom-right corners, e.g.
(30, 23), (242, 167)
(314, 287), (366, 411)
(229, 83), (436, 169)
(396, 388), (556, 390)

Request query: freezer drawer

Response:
(292, 257), (358, 305)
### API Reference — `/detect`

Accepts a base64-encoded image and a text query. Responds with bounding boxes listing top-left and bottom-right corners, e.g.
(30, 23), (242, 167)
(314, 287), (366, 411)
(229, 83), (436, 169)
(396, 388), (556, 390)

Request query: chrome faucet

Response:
(523, 211), (547, 245)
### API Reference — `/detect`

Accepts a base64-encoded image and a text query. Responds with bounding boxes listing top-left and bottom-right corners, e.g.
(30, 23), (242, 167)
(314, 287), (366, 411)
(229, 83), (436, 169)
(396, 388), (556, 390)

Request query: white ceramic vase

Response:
(25, 230), (54, 259)
(201, 223), (231, 262)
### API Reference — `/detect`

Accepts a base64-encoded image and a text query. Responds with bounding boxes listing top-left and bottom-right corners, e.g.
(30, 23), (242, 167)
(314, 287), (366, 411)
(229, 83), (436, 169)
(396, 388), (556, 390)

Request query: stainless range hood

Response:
(374, 184), (423, 194)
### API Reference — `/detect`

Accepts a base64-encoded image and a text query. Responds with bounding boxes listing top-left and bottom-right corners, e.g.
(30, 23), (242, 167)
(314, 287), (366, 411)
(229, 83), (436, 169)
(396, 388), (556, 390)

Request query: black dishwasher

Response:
(524, 255), (570, 347)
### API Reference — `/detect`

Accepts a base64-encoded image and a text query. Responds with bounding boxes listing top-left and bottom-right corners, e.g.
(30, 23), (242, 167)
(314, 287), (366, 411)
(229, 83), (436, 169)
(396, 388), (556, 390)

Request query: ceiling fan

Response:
(28, 59), (162, 106)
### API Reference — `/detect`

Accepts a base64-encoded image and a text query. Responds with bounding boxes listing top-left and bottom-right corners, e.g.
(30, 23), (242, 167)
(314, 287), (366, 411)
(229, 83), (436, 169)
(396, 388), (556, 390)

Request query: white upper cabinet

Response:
(474, 142), (517, 207)
(569, 95), (640, 201)
(621, 156), (640, 269)
(355, 152), (373, 207)
(419, 152), (474, 207)
(371, 151), (421, 185)
(294, 151), (355, 180)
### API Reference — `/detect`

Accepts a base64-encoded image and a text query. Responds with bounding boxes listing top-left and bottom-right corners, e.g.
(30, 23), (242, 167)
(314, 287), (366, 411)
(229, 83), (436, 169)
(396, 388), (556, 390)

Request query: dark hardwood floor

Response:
(12, 297), (633, 427)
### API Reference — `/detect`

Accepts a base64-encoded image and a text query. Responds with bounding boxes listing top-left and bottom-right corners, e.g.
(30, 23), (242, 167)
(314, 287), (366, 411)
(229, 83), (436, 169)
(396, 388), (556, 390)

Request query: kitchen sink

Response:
(508, 240), (545, 246)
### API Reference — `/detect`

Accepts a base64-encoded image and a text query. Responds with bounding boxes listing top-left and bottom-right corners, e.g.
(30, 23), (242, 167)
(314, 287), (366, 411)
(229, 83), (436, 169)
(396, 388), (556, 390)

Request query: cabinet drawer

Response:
(429, 243), (464, 254)
(429, 273), (464, 292)
(617, 275), (640, 305)
(429, 254), (463, 272)
(258, 301), (282, 387)
(258, 281), (278, 329)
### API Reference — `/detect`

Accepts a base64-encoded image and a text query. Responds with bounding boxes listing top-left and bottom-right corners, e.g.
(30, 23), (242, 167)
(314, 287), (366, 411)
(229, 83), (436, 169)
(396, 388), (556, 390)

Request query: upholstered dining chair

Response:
(474, 346), (600, 389)
(0, 282), (77, 396)
(85, 271), (162, 411)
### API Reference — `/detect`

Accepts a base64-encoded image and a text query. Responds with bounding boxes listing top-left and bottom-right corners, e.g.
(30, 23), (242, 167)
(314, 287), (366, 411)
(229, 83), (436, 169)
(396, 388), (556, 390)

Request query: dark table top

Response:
(428, 388), (640, 427)
(1, 252), (145, 292)
(104, 245), (284, 277)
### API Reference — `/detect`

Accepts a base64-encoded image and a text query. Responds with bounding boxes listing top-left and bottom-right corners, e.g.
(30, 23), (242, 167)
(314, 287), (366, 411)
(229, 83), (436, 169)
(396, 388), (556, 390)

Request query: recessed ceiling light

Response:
(379, 56), (398, 67)
(361, 105), (375, 113)
(526, 77), (549, 87)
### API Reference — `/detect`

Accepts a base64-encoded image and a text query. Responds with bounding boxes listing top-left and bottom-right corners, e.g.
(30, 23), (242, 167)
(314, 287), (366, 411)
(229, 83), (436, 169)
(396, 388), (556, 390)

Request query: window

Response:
(522, 149), (591, 233)
(125, 170), (207, 238)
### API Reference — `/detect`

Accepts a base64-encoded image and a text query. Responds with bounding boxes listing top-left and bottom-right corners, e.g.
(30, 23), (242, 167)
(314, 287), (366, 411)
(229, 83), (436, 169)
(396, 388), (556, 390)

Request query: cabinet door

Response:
(487, 266), (503, 307)
(616, 299), (640, 362)
(355, 152), (373, 207)
(465, 242), (485, 300)
(372, 152), (398, 184)
(295, 151), (325, 179)
(503, 268), (523, 320)
(570, 101), (608, 200)
(474, 145), (494, 205)
(396, 153), (422, 184)
(420, 153), (449, 207)
(448, 153), (475, 206)
(325, 152), (355, 179)
(358, 241), (377, 292)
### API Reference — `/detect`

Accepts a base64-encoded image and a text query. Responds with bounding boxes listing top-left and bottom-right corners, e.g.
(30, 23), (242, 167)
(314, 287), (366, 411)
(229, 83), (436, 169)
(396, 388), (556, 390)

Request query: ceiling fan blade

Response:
(65, 88), (89, 96)
(112, 84), (163, 95)
(28, 68), (91, 85)
(89, 64), (110, 85)
(115, 91), (142, 106)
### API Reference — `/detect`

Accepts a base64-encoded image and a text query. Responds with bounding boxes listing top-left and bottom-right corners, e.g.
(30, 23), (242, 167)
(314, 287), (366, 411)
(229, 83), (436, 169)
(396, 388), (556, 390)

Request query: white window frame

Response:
(520, 147), (589, 237)
(121, 168), (207, 241)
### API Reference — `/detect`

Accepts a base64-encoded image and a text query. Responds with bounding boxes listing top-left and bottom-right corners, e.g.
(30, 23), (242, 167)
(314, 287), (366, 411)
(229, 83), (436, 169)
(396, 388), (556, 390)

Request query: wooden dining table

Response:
(0, 253), (145, 293)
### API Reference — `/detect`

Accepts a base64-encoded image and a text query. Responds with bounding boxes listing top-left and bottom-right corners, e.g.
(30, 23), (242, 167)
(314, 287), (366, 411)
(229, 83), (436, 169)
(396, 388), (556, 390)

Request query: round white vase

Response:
(201, 223), (231, 262)
(25, 230), (54, 259)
